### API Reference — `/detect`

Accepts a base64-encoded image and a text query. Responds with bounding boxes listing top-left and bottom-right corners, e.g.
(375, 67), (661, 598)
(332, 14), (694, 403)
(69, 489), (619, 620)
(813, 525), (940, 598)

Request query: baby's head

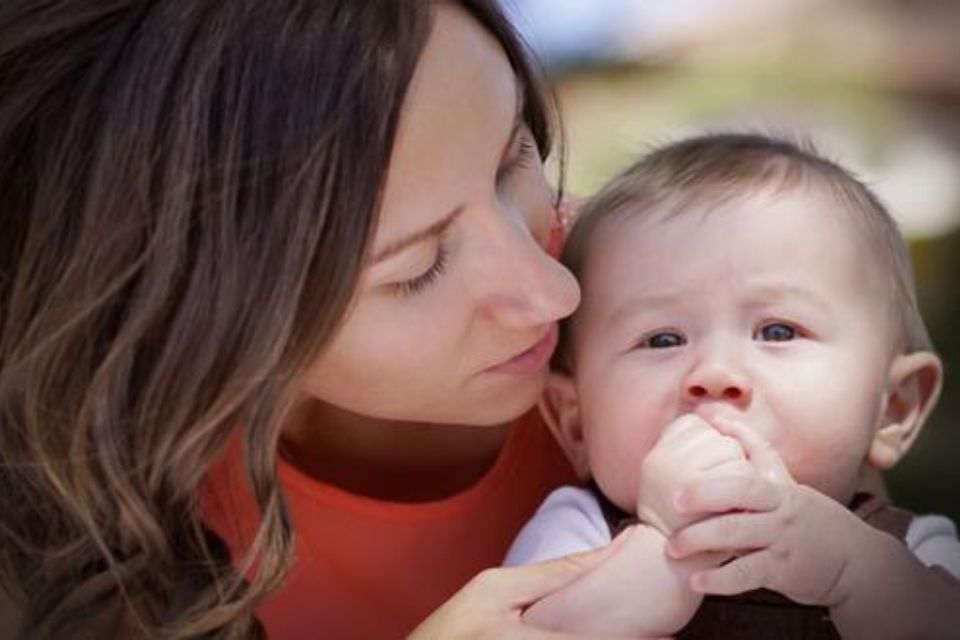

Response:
(546, 133), (942, 514)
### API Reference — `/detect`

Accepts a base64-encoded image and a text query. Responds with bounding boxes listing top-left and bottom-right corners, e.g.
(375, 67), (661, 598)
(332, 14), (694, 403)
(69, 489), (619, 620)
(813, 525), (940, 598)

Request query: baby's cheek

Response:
(781, 436), (865, 502)
(578, 366), (673, 511)
(586, 427), (657, 513)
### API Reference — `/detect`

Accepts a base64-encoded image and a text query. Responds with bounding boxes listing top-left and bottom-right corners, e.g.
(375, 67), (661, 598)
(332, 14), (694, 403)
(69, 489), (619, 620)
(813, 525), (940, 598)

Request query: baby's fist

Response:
(637, 414), (752, 534)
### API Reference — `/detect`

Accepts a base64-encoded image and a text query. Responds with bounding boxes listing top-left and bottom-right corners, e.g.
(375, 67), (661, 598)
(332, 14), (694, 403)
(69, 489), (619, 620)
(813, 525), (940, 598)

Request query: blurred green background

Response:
(507, 0), (960, 522)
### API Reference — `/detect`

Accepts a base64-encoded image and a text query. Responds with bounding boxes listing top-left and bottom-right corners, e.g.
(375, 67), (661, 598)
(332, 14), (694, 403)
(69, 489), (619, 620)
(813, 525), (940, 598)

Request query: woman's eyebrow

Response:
(372, 84), (524, 267)
(371, 204), (465, 265)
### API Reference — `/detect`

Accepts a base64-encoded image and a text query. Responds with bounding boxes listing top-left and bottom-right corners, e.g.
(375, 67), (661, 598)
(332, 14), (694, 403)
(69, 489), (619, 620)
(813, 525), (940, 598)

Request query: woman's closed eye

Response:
(388, 129), (538, 299)
(391, 247), (448, 297)
(388, 123), (546, 299)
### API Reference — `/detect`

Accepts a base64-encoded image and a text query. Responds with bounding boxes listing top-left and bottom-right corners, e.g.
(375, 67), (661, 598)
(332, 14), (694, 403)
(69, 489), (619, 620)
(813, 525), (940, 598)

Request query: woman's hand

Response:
(523, 525), (713, 638)
(409, 543), (666, 639)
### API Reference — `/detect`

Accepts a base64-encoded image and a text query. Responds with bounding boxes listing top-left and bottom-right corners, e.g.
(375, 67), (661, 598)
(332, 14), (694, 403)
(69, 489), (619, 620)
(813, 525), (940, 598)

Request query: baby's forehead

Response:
(571, 183), (898, 322)
(578, 182), (896, 262)
(557, 136), (930, 361)
(584, 182), (882, 266)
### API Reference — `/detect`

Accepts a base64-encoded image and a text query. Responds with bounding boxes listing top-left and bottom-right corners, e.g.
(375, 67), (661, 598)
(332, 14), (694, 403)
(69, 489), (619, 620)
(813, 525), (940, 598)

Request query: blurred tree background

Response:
(505, 0), (960, 523)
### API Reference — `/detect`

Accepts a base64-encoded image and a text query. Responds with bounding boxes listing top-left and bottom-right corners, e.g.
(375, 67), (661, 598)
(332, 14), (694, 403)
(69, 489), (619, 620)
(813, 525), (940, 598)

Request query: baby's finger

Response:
(700, 457), (754, 479)
(666, 511), (778, 559)
(693, 435), (746, 471)
(665, 423), (744, 468)
(675, 474), (781, 515)
(658, 413), (713, 448)
(709, 417), (791, 484)
(690, 551), (772, 596)
(681, 549), (734, 569)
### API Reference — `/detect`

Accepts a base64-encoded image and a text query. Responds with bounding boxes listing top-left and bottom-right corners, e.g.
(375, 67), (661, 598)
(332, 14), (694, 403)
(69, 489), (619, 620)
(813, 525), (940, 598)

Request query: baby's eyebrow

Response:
(741, 282), (834, 312)
(606, 294), (683, 328)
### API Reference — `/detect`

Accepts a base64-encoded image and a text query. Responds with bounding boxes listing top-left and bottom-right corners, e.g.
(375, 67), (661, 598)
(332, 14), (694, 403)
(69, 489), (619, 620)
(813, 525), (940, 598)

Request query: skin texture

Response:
(299, 4), (577, 425)
(668, 416), (960, 640)
(410, 539), (642, 640)
(273, 6), (616, 639)
(530, 185), (950, 637)
(280, 4), (580, 502)
(569, 187), (907, 513)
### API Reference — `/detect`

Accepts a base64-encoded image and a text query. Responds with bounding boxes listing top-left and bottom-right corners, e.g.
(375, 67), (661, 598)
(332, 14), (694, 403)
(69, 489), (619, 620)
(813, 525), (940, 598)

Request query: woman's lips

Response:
(488, 324), (559, 375)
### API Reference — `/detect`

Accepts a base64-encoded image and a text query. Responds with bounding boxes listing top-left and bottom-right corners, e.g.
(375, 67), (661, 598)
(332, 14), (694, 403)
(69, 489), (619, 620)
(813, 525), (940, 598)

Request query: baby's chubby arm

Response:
(521, 523), (715, 637)
(666, 417), (960, 640)
(826, 517), (960, 639)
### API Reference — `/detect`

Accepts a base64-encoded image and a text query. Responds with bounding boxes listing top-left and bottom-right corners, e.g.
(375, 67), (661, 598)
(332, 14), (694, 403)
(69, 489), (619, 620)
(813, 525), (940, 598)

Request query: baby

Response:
(506, 133), (960, 638)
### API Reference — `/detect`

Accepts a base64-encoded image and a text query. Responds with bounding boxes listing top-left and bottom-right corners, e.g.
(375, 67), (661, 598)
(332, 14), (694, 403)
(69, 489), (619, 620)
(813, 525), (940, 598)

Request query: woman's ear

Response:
(538, 371), (591, 479)
(869, 351), (943, 470)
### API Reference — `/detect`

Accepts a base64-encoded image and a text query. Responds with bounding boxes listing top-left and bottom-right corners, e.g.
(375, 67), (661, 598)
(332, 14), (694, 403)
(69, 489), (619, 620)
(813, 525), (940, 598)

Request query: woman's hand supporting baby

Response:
(411, 542), (627, 639)
(519, 413), (741, 638)
(520, 521), (710, 637)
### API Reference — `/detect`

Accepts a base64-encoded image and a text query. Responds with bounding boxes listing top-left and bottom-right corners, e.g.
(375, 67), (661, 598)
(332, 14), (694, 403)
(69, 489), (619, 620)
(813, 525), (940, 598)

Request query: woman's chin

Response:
(464, 369), (548, 425)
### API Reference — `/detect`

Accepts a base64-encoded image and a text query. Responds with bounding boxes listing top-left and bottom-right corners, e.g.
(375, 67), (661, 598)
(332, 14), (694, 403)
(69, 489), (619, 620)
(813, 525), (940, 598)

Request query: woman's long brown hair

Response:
(0, 0), (557, 638)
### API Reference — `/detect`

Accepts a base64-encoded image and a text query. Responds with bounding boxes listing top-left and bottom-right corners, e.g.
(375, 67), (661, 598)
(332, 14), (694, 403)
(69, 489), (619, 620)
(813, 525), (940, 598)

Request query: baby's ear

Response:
(869, 351), (943, 470)
(538, 371), (590, 479)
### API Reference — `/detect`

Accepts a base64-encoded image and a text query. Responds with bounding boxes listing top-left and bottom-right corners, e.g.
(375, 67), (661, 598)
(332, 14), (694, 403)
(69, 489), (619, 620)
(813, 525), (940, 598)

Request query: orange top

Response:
(201, 410), (575, 639)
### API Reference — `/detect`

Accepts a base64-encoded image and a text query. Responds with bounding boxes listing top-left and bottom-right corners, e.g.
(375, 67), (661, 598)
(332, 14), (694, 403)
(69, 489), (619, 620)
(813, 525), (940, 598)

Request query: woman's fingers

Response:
(499, 628), (672, 640)
(410, 535), (647, 640)
(496, 535), (629, 607)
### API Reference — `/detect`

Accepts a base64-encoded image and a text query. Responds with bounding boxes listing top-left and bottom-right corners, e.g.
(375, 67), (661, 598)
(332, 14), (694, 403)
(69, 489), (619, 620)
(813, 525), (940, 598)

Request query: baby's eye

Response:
(641, 331), (686, 349)
(755, 322), (797, 342)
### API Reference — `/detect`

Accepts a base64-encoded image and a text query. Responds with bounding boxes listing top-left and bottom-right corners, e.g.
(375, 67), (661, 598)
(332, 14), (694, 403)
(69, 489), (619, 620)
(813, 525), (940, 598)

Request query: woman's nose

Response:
(683, 359), (753, 406)
(477, 213), (580, 328)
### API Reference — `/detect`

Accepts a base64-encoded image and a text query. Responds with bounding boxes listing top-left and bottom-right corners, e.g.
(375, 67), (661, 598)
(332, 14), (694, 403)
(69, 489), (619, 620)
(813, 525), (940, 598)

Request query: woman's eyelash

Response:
(497, 135), (536, 182)
(391, 132), (535, 299)
(392, 247), (448, 297)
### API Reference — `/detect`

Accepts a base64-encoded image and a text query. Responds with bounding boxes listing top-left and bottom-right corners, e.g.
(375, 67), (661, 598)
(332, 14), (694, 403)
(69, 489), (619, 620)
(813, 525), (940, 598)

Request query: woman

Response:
(0, 1), (606, 638)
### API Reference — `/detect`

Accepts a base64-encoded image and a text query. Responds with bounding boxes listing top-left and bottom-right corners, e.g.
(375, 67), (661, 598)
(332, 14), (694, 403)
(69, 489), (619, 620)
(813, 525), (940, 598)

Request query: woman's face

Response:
(300, 4), (580, 425)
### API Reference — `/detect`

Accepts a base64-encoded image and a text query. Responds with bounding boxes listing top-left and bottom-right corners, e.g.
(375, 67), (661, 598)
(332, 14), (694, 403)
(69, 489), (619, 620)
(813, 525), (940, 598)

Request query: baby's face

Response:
(570, 187), (898, 513)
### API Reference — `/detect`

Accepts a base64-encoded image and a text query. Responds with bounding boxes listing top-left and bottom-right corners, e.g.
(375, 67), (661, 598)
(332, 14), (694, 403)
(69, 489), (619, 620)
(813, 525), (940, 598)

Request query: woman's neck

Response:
(278, 399), (512, 502)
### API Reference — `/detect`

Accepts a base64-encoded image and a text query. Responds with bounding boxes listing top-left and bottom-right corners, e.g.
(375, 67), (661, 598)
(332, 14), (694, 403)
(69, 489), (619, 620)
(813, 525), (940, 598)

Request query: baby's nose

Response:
(684, 364), (753, 407)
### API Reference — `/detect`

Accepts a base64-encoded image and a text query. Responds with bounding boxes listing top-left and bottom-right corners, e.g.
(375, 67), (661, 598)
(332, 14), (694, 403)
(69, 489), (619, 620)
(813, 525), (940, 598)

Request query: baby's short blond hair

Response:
(558, 132), (932, 370)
